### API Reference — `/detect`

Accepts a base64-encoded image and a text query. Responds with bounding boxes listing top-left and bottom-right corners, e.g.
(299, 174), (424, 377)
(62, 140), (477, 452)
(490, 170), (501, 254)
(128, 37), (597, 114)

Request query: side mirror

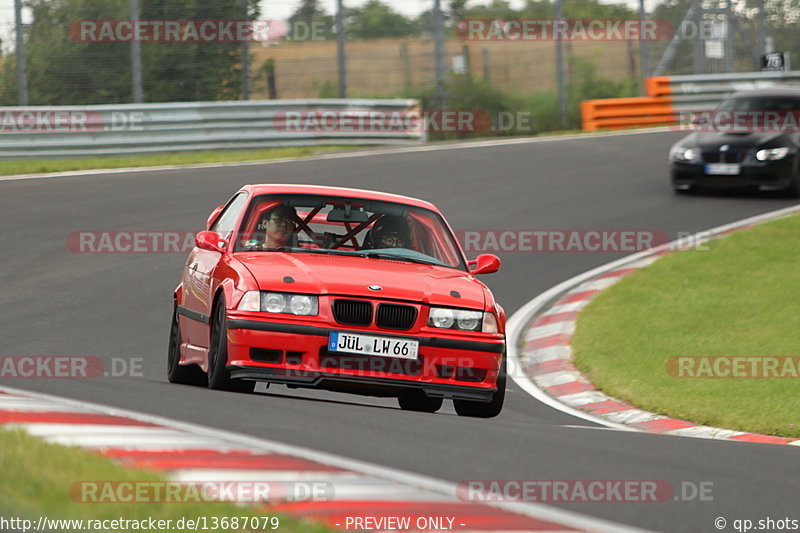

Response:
(195, 230), (226, 253)
(468, 254), (501, 275)
(206, 205), (225, 230)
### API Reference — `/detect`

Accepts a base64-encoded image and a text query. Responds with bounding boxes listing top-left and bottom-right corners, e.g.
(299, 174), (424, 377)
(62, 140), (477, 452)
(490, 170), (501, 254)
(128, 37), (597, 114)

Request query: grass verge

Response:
(571, 213), (800, 438)
(0, 427), (331, 533)
(0, 146), (356, 177)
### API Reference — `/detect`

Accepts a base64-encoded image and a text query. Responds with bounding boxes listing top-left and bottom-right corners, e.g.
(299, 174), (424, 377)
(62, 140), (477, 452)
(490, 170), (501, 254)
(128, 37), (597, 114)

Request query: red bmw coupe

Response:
(168, 184), (506, 417)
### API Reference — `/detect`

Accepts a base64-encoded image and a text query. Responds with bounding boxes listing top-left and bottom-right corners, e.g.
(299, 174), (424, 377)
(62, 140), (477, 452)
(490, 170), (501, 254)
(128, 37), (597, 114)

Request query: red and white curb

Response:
(508, 203), (800, 446)
(0, 384), (651, 533)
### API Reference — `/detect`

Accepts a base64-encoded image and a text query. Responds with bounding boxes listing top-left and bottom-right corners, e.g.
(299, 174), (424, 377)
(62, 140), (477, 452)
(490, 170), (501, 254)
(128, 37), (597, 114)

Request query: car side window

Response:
(211, 193), (248, 234)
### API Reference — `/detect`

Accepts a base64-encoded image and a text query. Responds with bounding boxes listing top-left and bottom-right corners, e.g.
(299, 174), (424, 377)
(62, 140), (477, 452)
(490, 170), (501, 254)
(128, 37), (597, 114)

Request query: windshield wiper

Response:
(362, 251), (440, 266)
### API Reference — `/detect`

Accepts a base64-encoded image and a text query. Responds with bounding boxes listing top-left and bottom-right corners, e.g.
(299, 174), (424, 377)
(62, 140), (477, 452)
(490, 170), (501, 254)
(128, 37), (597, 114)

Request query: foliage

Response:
(346, 0), (419, 39)
(0, 0), (258, 105)
(414, 54), (634, 140)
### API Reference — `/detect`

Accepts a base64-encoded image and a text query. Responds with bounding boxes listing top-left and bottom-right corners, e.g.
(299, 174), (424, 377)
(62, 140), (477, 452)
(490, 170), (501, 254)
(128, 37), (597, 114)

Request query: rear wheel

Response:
(397, 390), (443, 413)
(453, 354), (506, 418)
(167, 309), (207, 386)
(207, 299), (255, 393)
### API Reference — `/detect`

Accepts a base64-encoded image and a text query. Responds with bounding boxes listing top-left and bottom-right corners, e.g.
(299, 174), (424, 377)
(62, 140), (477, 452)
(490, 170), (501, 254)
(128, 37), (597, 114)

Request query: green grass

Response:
(0, 146), (356, 176)
(571, 214), (800, 437)
(0, 128), (654, 178)
(0, 427), (332, 533)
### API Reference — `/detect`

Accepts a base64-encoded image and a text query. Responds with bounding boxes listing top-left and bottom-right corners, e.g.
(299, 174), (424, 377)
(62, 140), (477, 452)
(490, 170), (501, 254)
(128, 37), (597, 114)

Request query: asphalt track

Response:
(2, 130), (799, 532)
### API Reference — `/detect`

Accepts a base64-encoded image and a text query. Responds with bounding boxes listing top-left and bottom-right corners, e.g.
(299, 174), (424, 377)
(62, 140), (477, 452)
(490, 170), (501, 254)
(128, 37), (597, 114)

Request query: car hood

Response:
(235, 252), (486, 309)
(687, 131), (798, 150)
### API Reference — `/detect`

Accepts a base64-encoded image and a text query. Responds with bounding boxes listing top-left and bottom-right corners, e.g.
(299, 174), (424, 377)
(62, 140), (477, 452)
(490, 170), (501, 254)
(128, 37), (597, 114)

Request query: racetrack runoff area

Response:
(571, 212), (800, 438)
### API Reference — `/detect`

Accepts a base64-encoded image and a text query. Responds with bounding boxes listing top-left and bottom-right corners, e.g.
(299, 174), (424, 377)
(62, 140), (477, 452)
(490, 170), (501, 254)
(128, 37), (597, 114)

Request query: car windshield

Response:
(716, 96), (800, 111)
(232, 194), (466, 270)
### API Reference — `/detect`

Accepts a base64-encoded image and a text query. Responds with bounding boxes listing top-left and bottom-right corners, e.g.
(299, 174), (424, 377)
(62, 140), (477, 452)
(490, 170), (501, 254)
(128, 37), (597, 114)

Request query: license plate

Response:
(328, 332), (419, 360)
(705, 163), (740, 175)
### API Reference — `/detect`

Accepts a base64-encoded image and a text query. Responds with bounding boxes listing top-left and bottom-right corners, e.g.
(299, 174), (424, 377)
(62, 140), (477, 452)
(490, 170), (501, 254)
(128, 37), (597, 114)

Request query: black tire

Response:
(167, 308), (207, 386)
(207, 299), (255, 393)
(673, 186), (693, 195)
(453, 354), (506, 419)
(397, 390), (443, 413)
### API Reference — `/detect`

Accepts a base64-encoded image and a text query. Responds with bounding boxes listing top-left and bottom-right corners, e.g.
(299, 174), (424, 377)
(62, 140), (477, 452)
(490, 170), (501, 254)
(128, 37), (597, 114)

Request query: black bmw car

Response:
(669, 88), (800, 196)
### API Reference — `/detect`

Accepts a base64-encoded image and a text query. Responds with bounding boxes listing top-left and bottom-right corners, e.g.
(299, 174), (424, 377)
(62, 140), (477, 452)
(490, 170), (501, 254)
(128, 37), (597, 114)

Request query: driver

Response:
(369, 215), (412, 249)
(260, 205), (298, 248)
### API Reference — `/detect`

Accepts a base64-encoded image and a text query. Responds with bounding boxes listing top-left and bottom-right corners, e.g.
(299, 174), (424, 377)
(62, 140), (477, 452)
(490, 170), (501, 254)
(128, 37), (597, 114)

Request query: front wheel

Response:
(453, 354), (506, 418)
(207, 299), (255, 393)
(398, 390), (443, 413)
(167, 309), (207, 386)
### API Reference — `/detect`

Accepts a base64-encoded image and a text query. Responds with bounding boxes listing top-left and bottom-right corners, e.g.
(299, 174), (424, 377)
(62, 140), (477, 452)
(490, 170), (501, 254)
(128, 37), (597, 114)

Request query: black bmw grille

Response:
(332, 299), (372, 326)
(376, 303), (417, 330)
(702, 150), (746, 163)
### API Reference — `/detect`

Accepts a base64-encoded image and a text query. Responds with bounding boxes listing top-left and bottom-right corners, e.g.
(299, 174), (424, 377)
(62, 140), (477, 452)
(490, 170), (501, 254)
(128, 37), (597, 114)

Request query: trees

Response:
(346, 0), (418, 39)
(1, 0), (257, 105)
(288, 0), (335, 40)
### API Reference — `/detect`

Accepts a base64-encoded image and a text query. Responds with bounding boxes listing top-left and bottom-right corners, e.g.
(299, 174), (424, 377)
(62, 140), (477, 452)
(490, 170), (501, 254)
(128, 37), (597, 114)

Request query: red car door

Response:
(180, 192), (249, 352)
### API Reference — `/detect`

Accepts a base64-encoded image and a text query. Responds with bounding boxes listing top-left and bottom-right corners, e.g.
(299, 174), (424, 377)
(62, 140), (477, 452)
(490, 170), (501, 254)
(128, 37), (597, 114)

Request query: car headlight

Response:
(428, 307), (492, 332)
(670, 145), (699, 162)
(237, 291), (318, 316)
(756, 147), (790, 161)
(429, 307), (455, 329)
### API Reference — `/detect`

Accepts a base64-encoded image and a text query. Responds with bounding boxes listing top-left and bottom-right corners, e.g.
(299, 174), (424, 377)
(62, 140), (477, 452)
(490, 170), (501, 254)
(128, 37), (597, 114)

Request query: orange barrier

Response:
(580, 96), (676, 131)
(645, 76), (673, 97)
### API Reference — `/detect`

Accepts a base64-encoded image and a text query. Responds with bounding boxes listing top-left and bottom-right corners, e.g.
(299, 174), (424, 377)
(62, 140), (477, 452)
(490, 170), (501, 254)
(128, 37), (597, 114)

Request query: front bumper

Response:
(224, 315), (505, 401)
(670, 159), (795, 190)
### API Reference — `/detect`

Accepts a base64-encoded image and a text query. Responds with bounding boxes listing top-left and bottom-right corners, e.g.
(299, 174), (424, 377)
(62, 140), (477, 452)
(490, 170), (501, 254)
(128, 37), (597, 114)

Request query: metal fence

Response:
(647, 70), (800, 110)
(0, 99), (424, 160)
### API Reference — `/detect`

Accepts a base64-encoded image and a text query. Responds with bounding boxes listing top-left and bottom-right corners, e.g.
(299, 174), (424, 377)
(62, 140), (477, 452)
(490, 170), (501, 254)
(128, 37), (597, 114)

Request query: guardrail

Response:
(0, 99), (425, 159)
(582, 71), (800, 131)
